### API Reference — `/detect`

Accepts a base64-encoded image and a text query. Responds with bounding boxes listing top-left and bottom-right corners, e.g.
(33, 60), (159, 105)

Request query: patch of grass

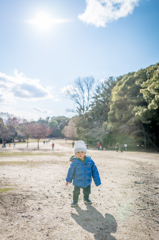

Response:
(0, 152), (67, 157)
(10, 139), (47, 145)
(0, 188), (14, 193)
(51, 152), (67, 157)
(0, 152), (36, 157)
(0, 161), (30, 165)
(0, 160), (69, 166)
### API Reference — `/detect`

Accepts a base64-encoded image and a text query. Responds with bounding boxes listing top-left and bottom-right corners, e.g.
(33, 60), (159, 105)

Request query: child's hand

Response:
(66, 182), (71, 185)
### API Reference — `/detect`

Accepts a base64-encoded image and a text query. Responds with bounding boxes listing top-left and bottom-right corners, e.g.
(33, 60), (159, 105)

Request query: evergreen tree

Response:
(108, 63), (159, 149)
(90, 76), (117, 123)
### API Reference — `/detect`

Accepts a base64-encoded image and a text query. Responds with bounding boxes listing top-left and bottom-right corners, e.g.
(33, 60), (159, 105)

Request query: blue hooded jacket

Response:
(66, 155), (101, 188)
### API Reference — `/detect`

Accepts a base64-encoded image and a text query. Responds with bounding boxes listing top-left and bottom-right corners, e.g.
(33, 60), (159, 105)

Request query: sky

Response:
(0, 0), (159, 121)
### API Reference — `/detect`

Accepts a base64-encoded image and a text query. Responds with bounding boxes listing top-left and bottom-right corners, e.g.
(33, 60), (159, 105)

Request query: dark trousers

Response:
(73, 185), (91, 201)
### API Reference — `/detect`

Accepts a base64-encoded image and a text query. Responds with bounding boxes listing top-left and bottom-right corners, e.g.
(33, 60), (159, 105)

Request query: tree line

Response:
(64, 62), (159, 151)
(1, 62), (158, 151)
(0, 114), (69, 148)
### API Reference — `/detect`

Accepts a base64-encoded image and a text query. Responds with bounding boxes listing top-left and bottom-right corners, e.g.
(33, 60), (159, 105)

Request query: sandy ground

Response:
(0, 140), (159, 240)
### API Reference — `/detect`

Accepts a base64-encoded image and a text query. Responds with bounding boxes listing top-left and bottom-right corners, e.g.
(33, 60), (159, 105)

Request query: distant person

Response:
(66, 140), (101, 207)
(115, 144), (119, 152)
(52, 143), (55, 150)
(72, 142), (75, 148)
(124, 144), (127, 151)
(97, 142), (101, 150)
(14, 142), (16, 148)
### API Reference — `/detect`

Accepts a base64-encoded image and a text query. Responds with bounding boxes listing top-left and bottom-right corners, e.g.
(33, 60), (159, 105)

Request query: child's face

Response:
(75, 151), (86, 160)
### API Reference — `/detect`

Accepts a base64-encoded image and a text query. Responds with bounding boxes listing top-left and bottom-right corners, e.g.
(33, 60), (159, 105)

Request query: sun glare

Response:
(27, 12), (69, 31)
(30, 12), (53, 31)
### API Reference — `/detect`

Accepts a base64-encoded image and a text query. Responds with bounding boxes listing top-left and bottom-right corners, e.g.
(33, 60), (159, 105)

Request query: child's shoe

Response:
(71, 201), (78, 207)
(84, 198), (92, 204)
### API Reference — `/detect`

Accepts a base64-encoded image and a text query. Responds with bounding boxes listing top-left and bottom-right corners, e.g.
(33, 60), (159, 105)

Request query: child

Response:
(66, 140), (101, 207)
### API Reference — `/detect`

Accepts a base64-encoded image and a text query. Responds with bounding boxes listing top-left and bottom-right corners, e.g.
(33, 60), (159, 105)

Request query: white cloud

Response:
(0, 107), (38, 121)
(32, 106), (51, 113)
(78, 0), (140, 27)
(61, 85), (78, 95)
(0, 70), (53, 103)
(55, 98), (60, 102)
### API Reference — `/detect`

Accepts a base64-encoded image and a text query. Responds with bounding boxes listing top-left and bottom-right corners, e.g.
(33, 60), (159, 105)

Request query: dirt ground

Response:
(0, 140), (159, 240)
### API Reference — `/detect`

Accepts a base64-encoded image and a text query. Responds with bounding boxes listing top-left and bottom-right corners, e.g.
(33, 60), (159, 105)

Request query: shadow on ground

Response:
(71, 205), (117, 240)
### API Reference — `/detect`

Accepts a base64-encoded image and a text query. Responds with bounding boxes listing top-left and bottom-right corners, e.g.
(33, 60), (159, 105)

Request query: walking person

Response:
(66, 140), (101, 207)
(72, 141), (75, 148)
(97, 141), (101, 150)
(115, 143), (119, 152)
(52, 142), (54, 150)
(124, 144), (127, 151)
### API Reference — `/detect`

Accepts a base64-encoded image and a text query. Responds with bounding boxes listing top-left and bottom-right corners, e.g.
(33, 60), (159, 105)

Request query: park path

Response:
(2, 140), (71, 152)
(0, 140), (159, 240)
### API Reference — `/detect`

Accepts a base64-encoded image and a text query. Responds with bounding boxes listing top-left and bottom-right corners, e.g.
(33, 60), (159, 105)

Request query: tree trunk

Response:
(142, 123), (159, 151)
(144, 134), (146, 149)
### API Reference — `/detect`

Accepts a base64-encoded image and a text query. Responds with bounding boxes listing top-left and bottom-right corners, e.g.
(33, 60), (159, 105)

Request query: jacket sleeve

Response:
(91, 161), (101, 186)
(66, 161), (76, 183)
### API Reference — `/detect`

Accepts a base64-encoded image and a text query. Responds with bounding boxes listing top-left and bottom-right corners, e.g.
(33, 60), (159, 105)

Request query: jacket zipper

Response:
(84, 164), (86, 186)
(84, 159), (88, 186)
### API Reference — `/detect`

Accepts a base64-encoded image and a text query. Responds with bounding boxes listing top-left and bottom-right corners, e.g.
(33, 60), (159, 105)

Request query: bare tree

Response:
(0, 118), (8, 143)
(22, 124), (32, 147)
(16, 124), (32, 147)
(63, 77), (95, 115)
(63, 119), (77, 140)
(6, 125), (17, 142)
(6, 116), (20, 126)
(29, 122), (52, 149)
(6, 116), (26, 143)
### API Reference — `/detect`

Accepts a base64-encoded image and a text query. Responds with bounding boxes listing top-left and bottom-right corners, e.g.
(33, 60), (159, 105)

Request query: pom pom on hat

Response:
(74, 140), (87, 154)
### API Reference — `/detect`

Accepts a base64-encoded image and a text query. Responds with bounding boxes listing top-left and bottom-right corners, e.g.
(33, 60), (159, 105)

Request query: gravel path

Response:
(0, 140), (159, 240)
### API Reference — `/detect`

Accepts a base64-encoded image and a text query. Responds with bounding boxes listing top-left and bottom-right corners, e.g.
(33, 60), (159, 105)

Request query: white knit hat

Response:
(74, 140), (87, 154)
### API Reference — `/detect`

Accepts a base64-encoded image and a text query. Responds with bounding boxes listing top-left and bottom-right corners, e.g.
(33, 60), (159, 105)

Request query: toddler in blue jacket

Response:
(66, 140), (101, 207)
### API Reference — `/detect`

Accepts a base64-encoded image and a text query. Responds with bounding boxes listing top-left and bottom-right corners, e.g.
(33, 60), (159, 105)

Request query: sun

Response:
(28, 12), (54, 31)
(26, 12), (71, 31)
(34, 12), (53, 30)
(27, 12), (69, 32)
